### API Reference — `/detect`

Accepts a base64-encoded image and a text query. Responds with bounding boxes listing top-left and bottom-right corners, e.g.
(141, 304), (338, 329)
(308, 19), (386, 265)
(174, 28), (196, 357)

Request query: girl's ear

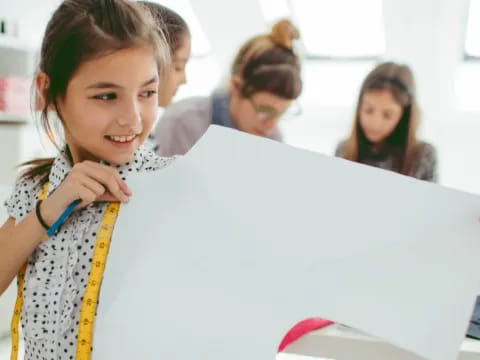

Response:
(35, 72), (50, 110)
(230, 75), (243, 97)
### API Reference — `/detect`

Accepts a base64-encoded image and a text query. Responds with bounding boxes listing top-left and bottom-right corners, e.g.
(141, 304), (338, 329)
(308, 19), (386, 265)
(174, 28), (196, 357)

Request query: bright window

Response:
(465, 0), (480, 58)
(260, 0), (386, 59)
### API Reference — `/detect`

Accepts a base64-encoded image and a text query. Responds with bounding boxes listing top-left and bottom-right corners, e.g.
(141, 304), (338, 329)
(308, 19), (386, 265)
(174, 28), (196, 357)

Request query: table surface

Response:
(284, 323), (480, 360)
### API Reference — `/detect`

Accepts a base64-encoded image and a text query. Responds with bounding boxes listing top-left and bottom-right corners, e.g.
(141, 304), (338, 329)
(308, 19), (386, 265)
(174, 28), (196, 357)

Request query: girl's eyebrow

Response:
(141, 76), (159, 86)
(86, 76), (159, 89)
(87, 81), (122, 89)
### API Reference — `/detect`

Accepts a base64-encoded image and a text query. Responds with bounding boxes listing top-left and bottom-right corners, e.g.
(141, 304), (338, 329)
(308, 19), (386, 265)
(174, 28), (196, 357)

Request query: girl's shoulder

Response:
(4, 172), (44, 222)
(410, 141), (438, 182)
(415, 141), (437, 160)
(162, 96), (212, 122)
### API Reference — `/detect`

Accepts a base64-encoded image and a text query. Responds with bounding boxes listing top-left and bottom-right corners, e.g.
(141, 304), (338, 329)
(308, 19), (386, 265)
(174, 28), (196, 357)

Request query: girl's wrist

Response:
(39, 197), (65, 227)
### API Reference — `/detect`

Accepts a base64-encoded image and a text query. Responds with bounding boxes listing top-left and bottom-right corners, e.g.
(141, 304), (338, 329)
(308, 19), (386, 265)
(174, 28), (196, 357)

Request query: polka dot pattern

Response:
(5, 147), (175, 359)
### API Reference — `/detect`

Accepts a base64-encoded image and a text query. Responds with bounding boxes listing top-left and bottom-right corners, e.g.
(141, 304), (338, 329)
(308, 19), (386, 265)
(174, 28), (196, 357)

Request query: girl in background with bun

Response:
(152, 19), (303, 156)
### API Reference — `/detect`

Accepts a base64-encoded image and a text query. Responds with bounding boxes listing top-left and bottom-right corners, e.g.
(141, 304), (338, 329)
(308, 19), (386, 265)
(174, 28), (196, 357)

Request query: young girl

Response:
(140, 1), (191, 107)
(0, 0), (172, 358)
(140, 1), (192, 153)
(152, 19), (302, 156)
(336, 62), (438, 182)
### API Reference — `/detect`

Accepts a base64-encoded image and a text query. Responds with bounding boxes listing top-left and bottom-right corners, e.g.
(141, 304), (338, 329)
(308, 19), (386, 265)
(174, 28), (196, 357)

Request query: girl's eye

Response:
(363, 107), (373, 115)
(383, 111), (393, 120)
(93, 93), (116, 101)
(140, 90), (157, 98)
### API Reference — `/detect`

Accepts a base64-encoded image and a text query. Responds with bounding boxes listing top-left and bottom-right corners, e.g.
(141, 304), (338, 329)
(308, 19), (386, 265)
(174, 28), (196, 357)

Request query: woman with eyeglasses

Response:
(152, 19), (303, 156)
(336, 62), (437, 182)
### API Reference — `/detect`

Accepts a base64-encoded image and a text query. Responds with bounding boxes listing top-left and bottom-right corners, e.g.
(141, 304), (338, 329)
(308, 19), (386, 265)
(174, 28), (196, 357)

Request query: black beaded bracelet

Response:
(35, 200), (50, 231)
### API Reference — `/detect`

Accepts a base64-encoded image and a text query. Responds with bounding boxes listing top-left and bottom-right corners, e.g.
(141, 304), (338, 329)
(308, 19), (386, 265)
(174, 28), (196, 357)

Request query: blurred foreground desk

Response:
(284, 323), (480, 360)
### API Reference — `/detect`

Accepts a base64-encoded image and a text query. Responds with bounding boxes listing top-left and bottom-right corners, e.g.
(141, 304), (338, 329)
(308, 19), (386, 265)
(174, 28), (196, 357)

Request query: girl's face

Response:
(158, 35), (191, 107)
(56, 45), (159, 165)
(230, 82), (292, 137)
(359, 89), (403, 144)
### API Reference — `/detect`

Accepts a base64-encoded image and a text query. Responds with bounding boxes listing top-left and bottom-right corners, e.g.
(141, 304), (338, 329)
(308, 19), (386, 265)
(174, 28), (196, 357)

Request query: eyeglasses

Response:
(248, 96), (302, 121)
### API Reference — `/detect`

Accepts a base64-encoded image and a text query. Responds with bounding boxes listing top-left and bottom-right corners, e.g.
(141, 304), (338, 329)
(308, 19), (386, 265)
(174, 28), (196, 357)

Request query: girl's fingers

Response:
(80, 175), (108, 198)
(80, 162), (130, 203)
(96, 191), (123, 203)
(118, 180), (132, 196)
(76, 186), (99, 208)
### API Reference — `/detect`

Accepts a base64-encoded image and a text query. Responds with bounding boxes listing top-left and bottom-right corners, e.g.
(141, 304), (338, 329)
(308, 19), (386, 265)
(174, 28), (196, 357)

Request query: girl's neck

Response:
(370, 142), (385, 153)
(66, 142), (99, 165)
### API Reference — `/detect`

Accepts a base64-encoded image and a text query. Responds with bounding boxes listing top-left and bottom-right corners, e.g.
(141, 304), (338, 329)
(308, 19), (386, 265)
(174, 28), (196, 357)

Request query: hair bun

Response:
(270, 19), (300, 50)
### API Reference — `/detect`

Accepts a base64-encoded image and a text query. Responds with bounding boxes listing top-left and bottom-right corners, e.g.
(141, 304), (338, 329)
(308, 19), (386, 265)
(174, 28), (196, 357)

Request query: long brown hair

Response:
(21, 0), (169, 185)
(342, 62), (421, 175)
(231, 19), (302, 100)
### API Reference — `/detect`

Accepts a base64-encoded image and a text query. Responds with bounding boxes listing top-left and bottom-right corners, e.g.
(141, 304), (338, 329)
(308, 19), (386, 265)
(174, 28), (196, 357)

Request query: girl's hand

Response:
(40, 161), (131, 225)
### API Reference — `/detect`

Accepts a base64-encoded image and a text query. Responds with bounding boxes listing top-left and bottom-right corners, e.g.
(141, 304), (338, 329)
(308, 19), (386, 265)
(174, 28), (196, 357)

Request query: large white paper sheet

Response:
(94, 126), (480, 360)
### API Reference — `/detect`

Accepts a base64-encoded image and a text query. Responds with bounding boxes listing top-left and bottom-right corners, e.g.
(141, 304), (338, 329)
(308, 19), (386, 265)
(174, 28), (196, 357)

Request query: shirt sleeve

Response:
(413, 143), (438, 182)
(4, 176), (39, 222)
(153, 100), (211, 157)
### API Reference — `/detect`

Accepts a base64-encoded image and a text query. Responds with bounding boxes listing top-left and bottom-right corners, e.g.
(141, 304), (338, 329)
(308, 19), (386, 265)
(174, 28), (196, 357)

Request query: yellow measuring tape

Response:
(10, 184), (120, 360)
(75, 201), (119, 360)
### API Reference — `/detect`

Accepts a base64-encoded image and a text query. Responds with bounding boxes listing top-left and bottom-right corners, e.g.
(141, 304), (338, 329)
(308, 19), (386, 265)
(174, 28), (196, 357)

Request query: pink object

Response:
(0, 75), (31, 115)
(278, 318), (334, 352)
